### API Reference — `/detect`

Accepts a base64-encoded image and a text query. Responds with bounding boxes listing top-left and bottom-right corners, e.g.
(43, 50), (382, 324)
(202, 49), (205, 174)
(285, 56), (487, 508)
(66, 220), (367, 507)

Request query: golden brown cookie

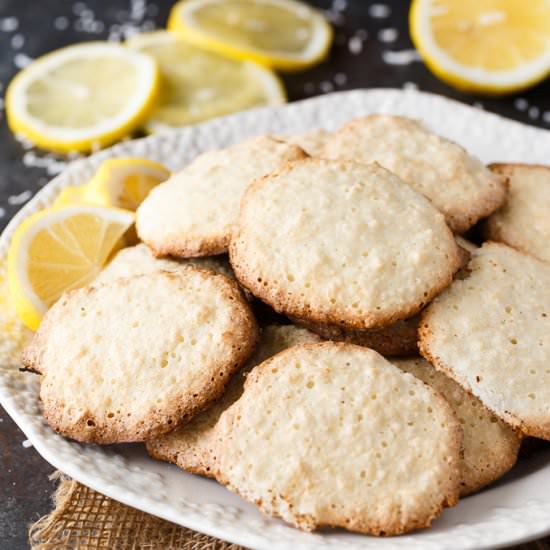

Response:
(215, 342), (462, 535)
(22, 269), (258, 444)
(230, 158), (461, 330)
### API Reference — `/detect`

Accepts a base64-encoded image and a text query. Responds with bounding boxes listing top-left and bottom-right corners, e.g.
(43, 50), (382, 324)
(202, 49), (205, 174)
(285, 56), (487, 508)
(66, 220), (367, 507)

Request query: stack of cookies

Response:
(23, 115), (550, 536)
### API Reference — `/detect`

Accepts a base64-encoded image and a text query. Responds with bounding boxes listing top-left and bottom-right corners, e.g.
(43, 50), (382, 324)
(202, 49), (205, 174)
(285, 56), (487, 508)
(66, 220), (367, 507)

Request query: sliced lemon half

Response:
(167, 0), (333, 71)
(83, 157), (170, 210)
(8, 206), (134, 330)
(410, 0), (550, 94)
(6, 42), (159, 153)
(127, 31), (285, 131)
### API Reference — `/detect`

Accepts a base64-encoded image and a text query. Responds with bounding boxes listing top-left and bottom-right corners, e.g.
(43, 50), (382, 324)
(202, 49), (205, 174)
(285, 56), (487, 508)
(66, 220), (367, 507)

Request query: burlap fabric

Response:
(29, 473), (550, 550)
(29, 473), (245, 550)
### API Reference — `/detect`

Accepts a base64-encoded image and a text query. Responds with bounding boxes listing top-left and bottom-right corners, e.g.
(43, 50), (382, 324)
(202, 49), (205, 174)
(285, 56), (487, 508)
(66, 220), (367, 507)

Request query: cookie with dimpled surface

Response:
(21, 269), (258, 444)
(323, 115), (507, 233)
(214, 342), (462, 535)
(419, 242), (550, 440)
(136, 135), (306, 258)
(146, 325), (321, 477)
(230, 158), (462, 330)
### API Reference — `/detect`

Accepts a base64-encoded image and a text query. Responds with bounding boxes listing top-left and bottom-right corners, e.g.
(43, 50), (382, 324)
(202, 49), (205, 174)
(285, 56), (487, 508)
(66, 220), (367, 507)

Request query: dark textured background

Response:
(1, 1), (550, 548)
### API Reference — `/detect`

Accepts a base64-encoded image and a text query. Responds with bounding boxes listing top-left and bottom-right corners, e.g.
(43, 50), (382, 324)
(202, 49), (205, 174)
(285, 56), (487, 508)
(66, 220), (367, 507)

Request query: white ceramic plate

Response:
(2, 89), (550, 550)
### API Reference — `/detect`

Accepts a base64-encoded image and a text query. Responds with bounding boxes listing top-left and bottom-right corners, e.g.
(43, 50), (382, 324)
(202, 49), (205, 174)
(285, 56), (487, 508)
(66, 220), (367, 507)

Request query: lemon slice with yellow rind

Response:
(82, 158), (170, 210)
(127, 31), (285, 131)
(8, 206), (134, 330)
(410, 0), (550, 94)
(167, 0), (333, 72)
(6, 42), (159, 153)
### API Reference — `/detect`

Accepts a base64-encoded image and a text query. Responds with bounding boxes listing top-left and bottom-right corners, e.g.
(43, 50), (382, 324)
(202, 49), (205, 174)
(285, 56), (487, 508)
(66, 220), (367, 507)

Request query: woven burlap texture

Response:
(29, 472), (246, 550)
(28, 472), (550, 550)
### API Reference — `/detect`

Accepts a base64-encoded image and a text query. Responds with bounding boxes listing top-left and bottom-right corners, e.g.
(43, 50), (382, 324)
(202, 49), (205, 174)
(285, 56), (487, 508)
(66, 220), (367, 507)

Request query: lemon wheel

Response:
(167, 0), (333, 71)
(6, 42), (159, 153)
(127, 31), (285, 131)
(8, 206), (134, 330)
(410, 0), (550, 94)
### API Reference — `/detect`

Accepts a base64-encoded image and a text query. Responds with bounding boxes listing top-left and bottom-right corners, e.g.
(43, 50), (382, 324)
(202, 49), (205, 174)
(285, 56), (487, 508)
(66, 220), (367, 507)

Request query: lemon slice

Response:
(410, 0), (550, 94)
(6, 42), (159, 153)
(8, 206), (134, 330)
(127, 31), (285, 131)
(167, 0), (333, 71)
(83, 158), (170, 210)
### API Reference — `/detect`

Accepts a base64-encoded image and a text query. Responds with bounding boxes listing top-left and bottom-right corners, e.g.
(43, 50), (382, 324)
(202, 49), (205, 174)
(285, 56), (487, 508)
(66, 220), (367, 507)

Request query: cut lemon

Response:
(127, 31), (285, 131)
(8, 206), (134, 330)
(6, 42), (159, 153)
(83, 158), (170, 210)
(410, 0), (550, 94)
(167, 0), (333, 71)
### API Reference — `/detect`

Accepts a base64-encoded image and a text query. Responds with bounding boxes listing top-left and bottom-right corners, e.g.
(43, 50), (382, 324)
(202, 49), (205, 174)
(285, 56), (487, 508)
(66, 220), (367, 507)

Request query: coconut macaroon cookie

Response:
(95, 243), (234, 284)
(323, 115), (507, 233)
(215, 343), (461, 535)
(394, 358), (520, 496)
(486, 164), (550, 263)
(230, 159), (462, 330)
(146, 325), (321, 477)
(420, 242), (550, 440)
(136, 135), (306, 257)
(22, 270), (257, 444)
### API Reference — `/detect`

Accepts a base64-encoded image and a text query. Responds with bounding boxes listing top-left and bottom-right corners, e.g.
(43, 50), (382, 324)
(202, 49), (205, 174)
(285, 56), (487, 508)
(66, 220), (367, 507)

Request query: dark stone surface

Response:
(1, 1), (550, 548)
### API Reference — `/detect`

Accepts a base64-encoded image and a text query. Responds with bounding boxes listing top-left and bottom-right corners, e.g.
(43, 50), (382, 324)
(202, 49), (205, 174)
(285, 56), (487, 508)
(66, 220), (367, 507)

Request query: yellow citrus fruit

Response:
(6, 42), (159, 153)
(7, 206), (134, 330)
(82, 157), (170, 210)
(167, 0), (333, 72)
(127, 31), (285, 131)
(410, 0), (550, 94)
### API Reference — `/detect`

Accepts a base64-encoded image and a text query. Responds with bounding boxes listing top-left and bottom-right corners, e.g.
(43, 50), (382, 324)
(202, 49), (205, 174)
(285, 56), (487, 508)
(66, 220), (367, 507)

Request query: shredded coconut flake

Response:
(382, 49), (421, 66)
(0, 16), (19, 32)
(8, 190), (32, 206)
(369, 4), (391, 18)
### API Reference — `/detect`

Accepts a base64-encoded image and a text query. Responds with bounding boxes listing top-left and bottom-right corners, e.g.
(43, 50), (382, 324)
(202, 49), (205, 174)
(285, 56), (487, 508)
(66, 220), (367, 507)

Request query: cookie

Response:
(215, 342), (461, 535)
(419, 242), (550, 440)
(22, 270), (258, 444)
(323, 115), (508, 233)
(277, 128), (331, 156)
(95, 243), (234, 284)
(395, 357), (520, 496)
(486, 163), (550, 263)
(136, 135), (306, 257)
(293, 316), (419, 356)
(230, 158), (462, 330)
(146, 325), (321, 477)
